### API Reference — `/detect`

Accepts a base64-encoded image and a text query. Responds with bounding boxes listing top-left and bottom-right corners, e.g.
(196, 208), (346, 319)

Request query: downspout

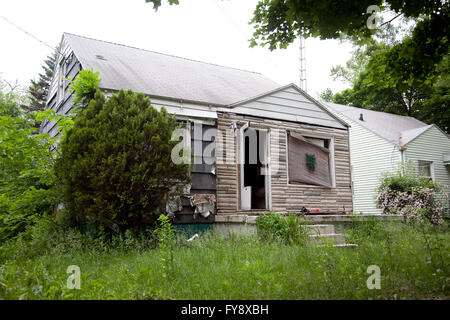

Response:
(241, 121), (249, 132)
(235, 121), (249, 210)
(399, 132), (406, 175)
(400, 147), (406, 175)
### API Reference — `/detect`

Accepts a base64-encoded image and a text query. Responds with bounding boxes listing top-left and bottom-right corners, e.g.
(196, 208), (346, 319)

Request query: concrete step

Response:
(316, 243), (359, 248)
(332, 243), (358, 248)
(305, 224), (335, 236)
(308, 233), (346, 245)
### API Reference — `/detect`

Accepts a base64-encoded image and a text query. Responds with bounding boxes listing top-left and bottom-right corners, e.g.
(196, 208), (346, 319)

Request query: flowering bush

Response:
(376, 167), (446, 224)
(377, 187), (445, 224)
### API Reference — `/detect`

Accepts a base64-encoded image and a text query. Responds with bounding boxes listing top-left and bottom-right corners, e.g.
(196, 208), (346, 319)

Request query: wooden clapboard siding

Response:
(216, 112), (353, 215)
(215, 113), (238, 214)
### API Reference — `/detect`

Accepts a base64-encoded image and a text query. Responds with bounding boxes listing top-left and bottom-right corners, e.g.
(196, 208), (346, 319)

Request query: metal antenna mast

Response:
(299, 36), (307, 92)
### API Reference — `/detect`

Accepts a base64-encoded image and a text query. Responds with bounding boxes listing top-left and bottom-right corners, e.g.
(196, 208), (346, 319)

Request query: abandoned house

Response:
(41, 33), (354, 223)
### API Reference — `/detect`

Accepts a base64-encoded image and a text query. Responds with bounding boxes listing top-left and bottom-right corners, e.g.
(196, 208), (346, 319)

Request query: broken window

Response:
(287, 131), (332, 187)
(165, 120), (217, 217)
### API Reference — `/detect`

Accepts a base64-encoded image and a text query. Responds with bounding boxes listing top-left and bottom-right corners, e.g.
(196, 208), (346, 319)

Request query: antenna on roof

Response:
(299, 36), (307, 92)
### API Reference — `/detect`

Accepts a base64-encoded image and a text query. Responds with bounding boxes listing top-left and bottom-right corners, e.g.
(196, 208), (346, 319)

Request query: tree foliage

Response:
(249, 1), (448, 47)
(69, 69), (102, 110)
(28, 47), (58, 113)
(0, 82), (29, 118)
(250, 0), (382, 48)
(146, 0), (449, 106)
(250, 1), (449, 88)
(146, 0), (179, 10)
(321, 40), (449, 132)
(55, 89), (190, 233)
(0, 84), (60, 240)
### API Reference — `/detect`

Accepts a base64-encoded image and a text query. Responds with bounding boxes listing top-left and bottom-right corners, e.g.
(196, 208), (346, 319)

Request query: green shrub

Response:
(55, 89), (190, 233)
(69, 69), (102, 109)
(377, 164), (438, 194)
(255, 212), (310, 245)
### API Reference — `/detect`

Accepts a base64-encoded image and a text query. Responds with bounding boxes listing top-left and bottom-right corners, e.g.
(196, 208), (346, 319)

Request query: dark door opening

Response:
(243, 128), (267, 210)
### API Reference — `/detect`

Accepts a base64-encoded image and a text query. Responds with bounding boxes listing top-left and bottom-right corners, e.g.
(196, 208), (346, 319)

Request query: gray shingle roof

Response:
(324, 102), (429, 147)
(64, 33), (280, 106)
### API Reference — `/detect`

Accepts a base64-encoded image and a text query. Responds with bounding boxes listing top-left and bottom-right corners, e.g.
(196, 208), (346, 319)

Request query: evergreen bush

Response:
(55, 89), (190, 233)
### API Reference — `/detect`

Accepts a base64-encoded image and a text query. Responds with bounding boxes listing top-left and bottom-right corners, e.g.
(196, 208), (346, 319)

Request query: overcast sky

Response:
(0, 0), (354, 99)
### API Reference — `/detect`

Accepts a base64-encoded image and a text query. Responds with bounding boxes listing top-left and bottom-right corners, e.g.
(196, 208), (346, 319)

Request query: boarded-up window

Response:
(288, 131), (332, 187)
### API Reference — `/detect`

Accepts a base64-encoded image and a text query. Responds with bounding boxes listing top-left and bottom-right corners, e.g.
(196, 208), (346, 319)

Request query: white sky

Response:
(0, 0), (354, 99)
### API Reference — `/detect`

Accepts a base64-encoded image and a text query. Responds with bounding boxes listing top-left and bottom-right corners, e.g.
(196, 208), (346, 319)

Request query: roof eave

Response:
(99, 87), (227, 108)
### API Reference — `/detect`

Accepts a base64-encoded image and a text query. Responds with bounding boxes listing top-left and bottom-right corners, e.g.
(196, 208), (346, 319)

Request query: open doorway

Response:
(240, 128), (268, 210)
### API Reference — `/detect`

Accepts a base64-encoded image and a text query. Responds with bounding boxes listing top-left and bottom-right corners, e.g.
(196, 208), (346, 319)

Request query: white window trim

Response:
(285, 130), (337, 188)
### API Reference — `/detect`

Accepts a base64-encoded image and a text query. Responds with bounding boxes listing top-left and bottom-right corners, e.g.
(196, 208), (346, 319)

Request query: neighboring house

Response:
(324, 102), (450, 214)
(42, 33), (353, 223)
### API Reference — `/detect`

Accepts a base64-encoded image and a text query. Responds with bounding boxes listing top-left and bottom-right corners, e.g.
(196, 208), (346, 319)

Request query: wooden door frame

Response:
(236, 124), (272, 211)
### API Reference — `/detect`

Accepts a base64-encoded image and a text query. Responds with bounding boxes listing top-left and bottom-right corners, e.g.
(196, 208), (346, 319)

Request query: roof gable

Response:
(226, 84), (348, 129)
(402, 124), (450, 147)
(63, 33), (280, 106)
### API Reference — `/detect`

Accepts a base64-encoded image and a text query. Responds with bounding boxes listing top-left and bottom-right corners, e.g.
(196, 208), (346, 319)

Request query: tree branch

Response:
(379, 13), (403, 28)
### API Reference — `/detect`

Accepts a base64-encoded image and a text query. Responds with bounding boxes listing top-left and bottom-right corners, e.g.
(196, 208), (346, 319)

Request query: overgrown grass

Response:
(0, 216), (448, 300)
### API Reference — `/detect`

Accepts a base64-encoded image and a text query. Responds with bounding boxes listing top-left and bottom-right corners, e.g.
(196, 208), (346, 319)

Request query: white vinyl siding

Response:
(326, 110), (403, 214)
(403, 126), (450, 208)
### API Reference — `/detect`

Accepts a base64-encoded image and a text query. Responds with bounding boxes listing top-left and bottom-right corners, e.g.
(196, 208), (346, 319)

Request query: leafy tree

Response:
(248, 0), (448, 50)
(415, 58), (450, 132)
(55, 88), (190, 233)
(319, 88), (334, 103)
(146, 0), (448, 102)
(0, 84), (60, 240)
(250, 1), (449, 109)
(321, 40), (449, 132)
(0, 82), (28, 118)
(28, 47), (58, 113)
